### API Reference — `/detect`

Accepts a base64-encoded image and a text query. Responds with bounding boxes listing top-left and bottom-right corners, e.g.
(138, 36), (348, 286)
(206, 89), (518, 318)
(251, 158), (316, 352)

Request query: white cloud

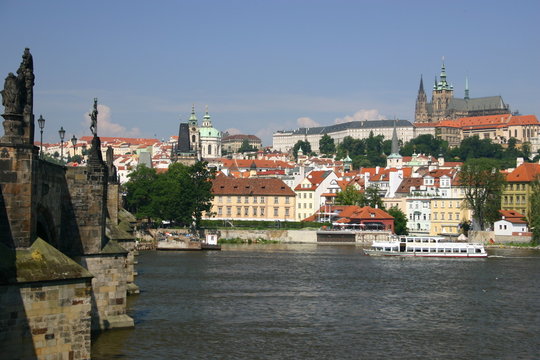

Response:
(255, 127), (279, 146)
(334, 109), (387, 124)
(83, 104), (141, 137)
(297, 117), (320, 128)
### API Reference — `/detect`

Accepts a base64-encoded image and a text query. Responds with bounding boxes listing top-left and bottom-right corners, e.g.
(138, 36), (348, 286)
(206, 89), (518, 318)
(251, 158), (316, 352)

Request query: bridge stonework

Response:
(0, 49), (137, 359)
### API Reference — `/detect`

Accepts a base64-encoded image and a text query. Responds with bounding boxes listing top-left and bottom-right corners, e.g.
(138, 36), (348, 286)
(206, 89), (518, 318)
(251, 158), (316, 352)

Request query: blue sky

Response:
(1, 0), (539, 145)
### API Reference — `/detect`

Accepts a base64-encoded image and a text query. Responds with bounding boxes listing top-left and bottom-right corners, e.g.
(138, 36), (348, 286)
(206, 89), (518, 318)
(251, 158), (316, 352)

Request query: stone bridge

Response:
(0, 49), (138, 360)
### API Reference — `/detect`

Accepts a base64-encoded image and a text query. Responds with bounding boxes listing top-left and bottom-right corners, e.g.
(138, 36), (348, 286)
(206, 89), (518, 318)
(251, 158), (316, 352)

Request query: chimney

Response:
(376, 166), (380, 174)
(516, 157), (524, 167)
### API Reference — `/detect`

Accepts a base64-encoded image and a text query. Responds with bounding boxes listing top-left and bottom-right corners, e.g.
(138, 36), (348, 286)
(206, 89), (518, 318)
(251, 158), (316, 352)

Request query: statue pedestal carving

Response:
(1, 113), (24, 144)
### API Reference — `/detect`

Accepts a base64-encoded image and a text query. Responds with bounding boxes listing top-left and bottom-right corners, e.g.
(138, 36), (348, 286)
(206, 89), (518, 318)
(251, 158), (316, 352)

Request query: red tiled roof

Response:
(79, 136), (159, 146)
(303, 205), (393, 222)
(211, 175), (295, 196)
(506, 163), (540, 182)
(219, 159), (294, 169)
(435, 114), (539, 131)
(395, 177), (423, 193)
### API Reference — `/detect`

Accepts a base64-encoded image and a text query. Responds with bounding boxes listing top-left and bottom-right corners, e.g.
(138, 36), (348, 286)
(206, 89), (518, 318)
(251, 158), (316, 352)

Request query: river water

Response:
(92, 245), (540, 359)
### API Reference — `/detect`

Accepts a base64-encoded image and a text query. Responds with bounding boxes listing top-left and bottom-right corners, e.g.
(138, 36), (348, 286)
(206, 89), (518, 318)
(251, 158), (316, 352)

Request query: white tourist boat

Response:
(364, 236), (487, 258)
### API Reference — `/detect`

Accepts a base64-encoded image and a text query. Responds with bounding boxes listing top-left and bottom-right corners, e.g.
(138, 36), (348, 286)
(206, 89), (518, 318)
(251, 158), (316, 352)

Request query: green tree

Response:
(458, 136), (504, 161)
(401, 134), (448, 157)
(387, 206), (408, 235)
(362, 186), (385, 209)
(124, 162), (215, 228)
(335, 185), (363, 205)
(335, 185), (384, 209)
(528, 176), (540, 246)
(319, 134), (336, 155)
(459, 158), (506, 230)
(292, 140), (312, 159)
(238, 139), (256, 153)
(124, 164), (158, 220)
(188, 161), (216, 228)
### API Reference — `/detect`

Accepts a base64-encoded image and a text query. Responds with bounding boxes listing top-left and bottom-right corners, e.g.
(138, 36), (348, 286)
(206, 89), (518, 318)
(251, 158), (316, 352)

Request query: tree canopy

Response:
(400, 134), (448, 157)
(528, 175), (540, 246)
(319, 134), (336, 155)
(459, 158), (506, 230)
(335, 185), (385, 209)
(124, 161), (215, 228)
(238, 139), (257, 153)
(336, 132), (386, 168)
(292, 140), (312, 159)
(387, 206), (408, 235)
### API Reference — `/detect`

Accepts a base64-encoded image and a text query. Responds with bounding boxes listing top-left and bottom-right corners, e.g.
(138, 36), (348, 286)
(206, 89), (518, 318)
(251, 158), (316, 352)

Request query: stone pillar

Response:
(0, 143), (38, 249)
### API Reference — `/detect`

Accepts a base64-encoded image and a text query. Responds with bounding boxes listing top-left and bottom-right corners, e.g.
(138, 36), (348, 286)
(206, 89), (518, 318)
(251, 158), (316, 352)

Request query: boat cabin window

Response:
(429, 248), (436, 253)
(476, 248), (482, 253)
(438, 248), (445, 253)
(422, 248), (428, 253)
(460, 249), (467, 253)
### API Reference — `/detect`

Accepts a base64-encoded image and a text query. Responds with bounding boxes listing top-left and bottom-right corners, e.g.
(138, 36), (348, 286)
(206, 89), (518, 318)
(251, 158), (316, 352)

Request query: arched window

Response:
(208, 144), (212, 155)
(192, 135), (196, 143)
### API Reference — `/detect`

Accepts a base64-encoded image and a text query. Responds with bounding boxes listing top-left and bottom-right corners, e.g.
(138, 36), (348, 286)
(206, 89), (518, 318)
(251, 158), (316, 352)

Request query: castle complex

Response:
(414, 61), (510, 123)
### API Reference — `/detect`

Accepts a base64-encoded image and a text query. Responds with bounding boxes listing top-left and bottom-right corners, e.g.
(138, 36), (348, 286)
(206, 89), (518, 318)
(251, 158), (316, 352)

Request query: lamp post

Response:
(59, 126), (65, 163)
(71, 135), (77, 160)
(37, 115), (45, 159)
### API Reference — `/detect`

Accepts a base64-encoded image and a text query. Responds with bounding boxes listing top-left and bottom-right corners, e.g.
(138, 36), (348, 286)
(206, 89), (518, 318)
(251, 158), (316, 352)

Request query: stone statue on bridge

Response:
(89, 98), (98, 136)
(1, 48), (35, 143)
(1, 72), (24, 115)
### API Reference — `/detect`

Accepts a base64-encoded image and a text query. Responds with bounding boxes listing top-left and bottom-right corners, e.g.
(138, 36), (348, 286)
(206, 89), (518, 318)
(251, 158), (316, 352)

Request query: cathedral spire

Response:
(418, 75), (425, 93)
(391, 120), (400, 155)
(464, 76), (470, 100)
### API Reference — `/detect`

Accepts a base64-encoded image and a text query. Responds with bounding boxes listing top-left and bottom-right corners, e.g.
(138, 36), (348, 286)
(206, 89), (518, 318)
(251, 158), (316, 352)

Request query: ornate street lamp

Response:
(37, 115), (45, 159)
(58, 126), (65, 163)
(71, 135), (77, 159)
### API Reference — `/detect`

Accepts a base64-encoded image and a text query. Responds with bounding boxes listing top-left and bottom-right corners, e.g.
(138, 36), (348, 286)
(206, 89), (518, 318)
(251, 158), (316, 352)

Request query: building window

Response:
(441, 213), (445, 220)
(253, 196), (258, 204)
(244, 207), (249, 216)
(226, 206), (232, 216)
(208, 144), (212, 155)
(260, 207), (265, 216)
(218, 207), (222, 215)
(285, 197), (290, 204)
(227, 196), (231, 203)
(260, 196), (265, 203)
(237, 196), (241, 203)
(449, 213), (453, 220)
(236, 207), (241, 216)
(245, 196), (249, 203)
(274, 196), (279, 204)
(285, 208), (290, 216)
(274, 208), (278, 216)
(434, 213), (438, 220)
(253, 207), (257, 216)
(298, 203), (301, 209)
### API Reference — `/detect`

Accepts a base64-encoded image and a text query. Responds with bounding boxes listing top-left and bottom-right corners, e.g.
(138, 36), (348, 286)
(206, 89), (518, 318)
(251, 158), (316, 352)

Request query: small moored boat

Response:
(364, 236), (487, 258)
